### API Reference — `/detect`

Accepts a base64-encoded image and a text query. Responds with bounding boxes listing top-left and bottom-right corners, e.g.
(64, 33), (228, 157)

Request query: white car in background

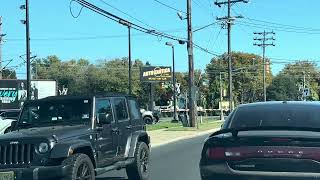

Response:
(0, 117), (15, 134)
(140, 109), (160, 124)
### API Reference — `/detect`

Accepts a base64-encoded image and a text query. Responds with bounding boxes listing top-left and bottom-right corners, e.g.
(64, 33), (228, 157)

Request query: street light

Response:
(165, 42), (178, 123)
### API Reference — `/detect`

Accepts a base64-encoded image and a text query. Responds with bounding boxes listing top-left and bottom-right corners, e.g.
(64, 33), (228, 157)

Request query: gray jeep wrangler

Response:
(0, 95), (150, 180)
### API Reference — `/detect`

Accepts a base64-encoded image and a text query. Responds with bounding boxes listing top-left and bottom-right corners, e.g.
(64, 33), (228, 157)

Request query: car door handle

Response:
(126, 125), (132, 129)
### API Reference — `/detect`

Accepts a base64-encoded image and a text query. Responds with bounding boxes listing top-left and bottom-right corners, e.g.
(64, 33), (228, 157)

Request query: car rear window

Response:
(230, 105), (320, 129)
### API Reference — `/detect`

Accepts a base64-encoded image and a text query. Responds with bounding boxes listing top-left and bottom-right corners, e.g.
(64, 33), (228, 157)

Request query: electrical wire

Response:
(69, 0), (84, 18)
(238, 21), (320, 35)
(245, 17), (320, 32)
(211, 27), (223, 49)
(74, 0), (186, 42)
(98, 0), (157, 30)
(6, 29), (186, 42)
(152, 0), (186, 14)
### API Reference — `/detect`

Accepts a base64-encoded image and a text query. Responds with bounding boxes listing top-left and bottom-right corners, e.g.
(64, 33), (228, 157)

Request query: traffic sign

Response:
(303, 88), (310, 97)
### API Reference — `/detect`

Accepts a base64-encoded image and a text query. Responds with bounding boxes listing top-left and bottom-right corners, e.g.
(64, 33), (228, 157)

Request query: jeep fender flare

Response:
(125, 130), (150, 158)
(50, 140), (94, 159)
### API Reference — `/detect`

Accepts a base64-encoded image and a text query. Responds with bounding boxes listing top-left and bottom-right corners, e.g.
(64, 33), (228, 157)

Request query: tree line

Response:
(5, 52), (319, 109)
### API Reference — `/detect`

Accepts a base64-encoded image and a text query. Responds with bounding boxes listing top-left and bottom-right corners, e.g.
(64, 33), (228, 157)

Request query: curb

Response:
(151, 128), (220, 148)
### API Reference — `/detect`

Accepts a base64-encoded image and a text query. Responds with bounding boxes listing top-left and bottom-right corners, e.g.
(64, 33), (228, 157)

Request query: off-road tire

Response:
(126, 142), (150, 180)
(62, 153), (95, 180)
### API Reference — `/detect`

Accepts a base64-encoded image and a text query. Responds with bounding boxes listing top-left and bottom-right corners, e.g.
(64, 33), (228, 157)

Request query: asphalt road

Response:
(97, 134), (209, 180)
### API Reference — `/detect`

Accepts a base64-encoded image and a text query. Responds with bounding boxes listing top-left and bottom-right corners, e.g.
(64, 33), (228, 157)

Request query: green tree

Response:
(206, 52), (272, 108)
(267, 61), (319, 101)
(267, 74), (300, 101)
(2, 69), (17, 79)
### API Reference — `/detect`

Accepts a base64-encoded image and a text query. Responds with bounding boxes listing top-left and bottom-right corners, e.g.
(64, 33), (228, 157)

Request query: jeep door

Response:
(95, 98), (118, 167)
(127, 98), (144, 132)
(112, 97), (132, 159)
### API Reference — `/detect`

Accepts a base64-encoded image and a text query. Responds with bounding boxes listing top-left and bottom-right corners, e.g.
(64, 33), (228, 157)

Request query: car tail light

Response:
(206, 147), (248, 161)
(206, 147), (226, 160)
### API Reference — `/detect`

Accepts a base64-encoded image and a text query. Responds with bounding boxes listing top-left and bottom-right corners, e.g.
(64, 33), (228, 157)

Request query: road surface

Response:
(97, 134), (209, 180)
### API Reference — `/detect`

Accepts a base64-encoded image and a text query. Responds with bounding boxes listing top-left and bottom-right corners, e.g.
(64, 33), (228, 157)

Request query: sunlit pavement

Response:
(97, 134), (209, 180)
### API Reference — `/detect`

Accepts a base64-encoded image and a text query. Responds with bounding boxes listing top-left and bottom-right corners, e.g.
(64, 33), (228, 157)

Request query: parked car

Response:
(0, 118), (16, 134)
(0, 95), (150, 180)
(0, 109), (20, 135)
(200, 101), (320, 180)
(0, 109), (20, 120)
(140, 109), (160, 124)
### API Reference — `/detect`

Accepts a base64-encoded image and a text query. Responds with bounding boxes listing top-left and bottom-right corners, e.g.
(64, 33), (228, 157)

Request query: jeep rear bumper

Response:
(0, 164), (71, 180)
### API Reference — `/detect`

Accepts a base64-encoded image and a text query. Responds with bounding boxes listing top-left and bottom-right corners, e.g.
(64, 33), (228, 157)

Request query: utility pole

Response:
(20, 1), (31, 100)
(215, 0), (248, 112)
(303, 71), (306, 101)
(0, 16), (6, 80)
(119, 20), (132, 94)
(26, 0), (31, 101)
(187, 0), (196, 127)
(253, 31), (275, 102)
(128, 25), (132, 94)
(219, 72), (224, 121)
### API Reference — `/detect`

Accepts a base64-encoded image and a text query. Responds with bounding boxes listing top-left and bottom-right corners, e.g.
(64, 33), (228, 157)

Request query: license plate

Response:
(0, 172), (14, 180)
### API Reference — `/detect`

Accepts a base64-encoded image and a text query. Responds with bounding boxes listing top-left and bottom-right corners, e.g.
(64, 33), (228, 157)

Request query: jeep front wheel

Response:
(62, 153), (95, 180)
(126, 142), (150, 180)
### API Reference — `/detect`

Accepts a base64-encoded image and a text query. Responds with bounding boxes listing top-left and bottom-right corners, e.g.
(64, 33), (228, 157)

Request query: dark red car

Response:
(200, 101), (320, 180)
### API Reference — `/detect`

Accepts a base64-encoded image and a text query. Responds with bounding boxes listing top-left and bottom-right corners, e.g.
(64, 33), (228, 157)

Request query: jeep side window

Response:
(95, 99), (114, 123)
(113, 98), (128, 121)
(128, 99), (141, 120)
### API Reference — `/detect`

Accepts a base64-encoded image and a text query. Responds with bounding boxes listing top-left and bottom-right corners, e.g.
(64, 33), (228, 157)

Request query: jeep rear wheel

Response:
(62, 153), (95, 180)
(126, 142), (150, 180)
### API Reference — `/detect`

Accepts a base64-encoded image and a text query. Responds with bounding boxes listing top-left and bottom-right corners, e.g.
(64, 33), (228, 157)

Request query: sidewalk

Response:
(149, 128), (220, 147)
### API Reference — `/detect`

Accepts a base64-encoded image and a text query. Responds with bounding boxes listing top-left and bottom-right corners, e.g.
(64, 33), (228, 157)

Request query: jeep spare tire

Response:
(126, 142), (150, 180)
(62, 153), (95, 180)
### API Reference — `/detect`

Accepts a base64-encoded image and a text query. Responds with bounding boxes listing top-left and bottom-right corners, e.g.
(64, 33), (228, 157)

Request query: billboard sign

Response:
(0, 80), (57, 109)
(140, 66), (172, 82)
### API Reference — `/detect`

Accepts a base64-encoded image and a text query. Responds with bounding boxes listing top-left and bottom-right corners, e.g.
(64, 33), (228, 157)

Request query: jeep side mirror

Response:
(98, 113), (112, 124)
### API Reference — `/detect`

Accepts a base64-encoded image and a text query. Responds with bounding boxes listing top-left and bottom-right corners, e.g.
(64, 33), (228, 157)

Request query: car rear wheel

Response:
(126, 142), (150, 180)
(143, 116), (153, 125)
(62, 153), (95, 180)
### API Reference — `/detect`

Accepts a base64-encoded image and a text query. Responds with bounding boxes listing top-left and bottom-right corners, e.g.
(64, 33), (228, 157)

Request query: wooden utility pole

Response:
(254, 31), (275, 101)
(187, 0), (196, 127)
(0, 16), (5, 79)
(214, 0), (248, 111)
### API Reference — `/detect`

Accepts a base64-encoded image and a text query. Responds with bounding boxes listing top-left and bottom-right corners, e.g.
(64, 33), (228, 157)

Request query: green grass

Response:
(146, 121), (182, 131)
(166, 121), (223, 131)
(146, 119), (223, 131)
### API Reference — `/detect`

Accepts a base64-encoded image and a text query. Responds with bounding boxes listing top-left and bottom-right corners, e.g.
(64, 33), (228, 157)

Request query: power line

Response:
(246, 17), (320, 32)
(73, 0), (187, 43)
(238, 21), (320, 35)
(152, 0), (186, 14)
(6, 29), (186, 42)
(70, 0), (84, 18)
(192, 0), (215, 17)
(98, 0), (157, 30)
(193, 43), (220, 56)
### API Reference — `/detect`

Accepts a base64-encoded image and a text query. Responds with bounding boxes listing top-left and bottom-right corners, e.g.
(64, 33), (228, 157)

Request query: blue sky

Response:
(1, 0), (320, 79)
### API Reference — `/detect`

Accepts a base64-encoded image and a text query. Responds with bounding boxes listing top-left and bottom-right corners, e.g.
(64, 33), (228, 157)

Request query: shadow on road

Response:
(96, 177), (127, 180)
